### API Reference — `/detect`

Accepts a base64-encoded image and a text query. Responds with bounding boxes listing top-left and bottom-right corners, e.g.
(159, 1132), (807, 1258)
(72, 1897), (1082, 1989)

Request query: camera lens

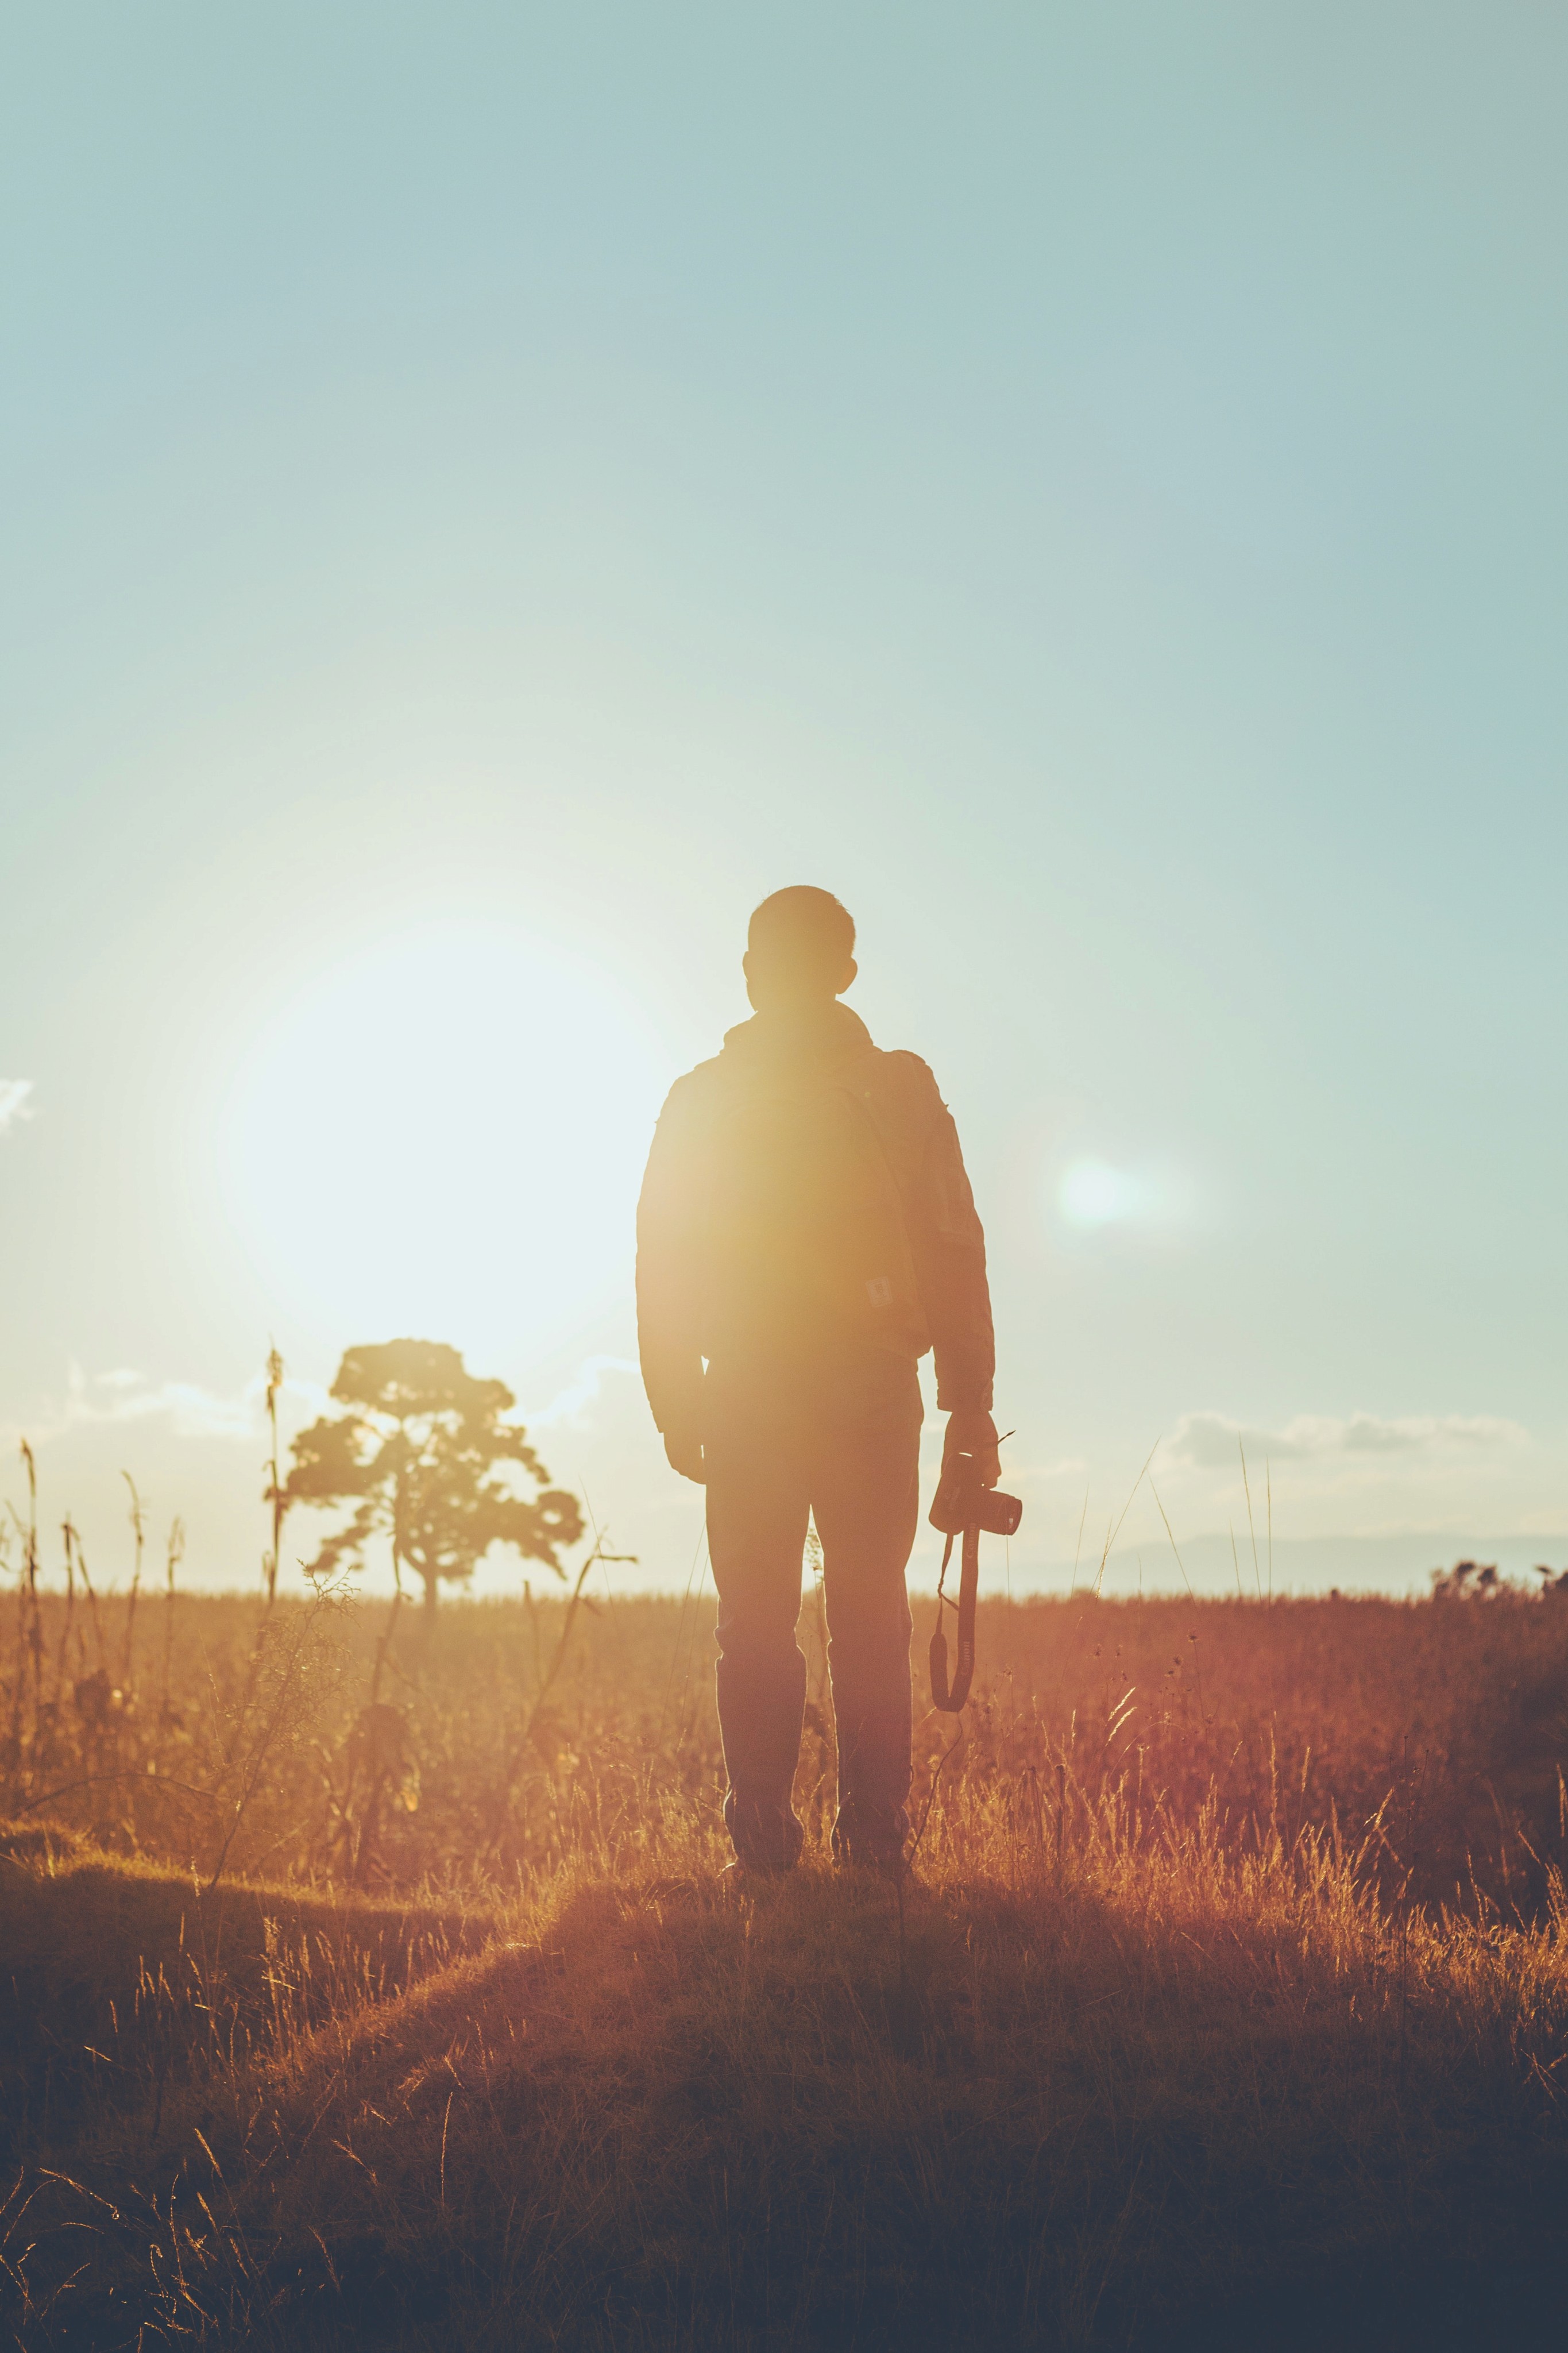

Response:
(979, 1490), (1023, 1538)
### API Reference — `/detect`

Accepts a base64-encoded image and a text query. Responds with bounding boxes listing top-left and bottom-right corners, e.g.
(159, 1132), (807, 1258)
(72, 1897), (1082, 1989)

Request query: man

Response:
(636, 886), (998, 1877)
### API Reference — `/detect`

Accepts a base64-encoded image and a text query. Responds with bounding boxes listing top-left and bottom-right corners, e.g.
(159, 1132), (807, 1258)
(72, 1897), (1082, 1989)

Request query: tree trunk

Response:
(421, 1568), (439, 1617)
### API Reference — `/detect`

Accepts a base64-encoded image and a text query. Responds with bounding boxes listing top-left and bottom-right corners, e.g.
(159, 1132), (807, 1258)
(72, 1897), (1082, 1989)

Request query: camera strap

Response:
(929, 1521), (980, 1713)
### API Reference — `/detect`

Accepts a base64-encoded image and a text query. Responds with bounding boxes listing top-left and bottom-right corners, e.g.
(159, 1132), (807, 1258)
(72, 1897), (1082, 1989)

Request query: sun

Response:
(218, 921), (669, 1361)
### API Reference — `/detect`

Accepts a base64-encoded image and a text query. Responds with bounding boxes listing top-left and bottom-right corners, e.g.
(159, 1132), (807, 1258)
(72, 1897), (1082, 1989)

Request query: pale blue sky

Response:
(3, 6), (1565, 1590)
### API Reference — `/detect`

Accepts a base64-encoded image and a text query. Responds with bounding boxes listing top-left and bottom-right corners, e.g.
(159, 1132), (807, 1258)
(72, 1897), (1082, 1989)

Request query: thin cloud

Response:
(1168, 1409), (1526, 1470)
(0, 1081), (35, 1134)
(529, 1356), (640, 1428)
(5, 1362), (331, 1453)
(60, 1362), (256, 1442)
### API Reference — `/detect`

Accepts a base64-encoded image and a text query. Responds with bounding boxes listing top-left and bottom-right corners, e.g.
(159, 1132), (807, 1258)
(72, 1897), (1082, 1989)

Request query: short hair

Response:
(747, 886), (856, 992)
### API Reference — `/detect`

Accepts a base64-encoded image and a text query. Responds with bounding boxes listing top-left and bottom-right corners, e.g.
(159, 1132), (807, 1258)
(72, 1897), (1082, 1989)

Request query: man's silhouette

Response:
(636, 886), (998, 1876)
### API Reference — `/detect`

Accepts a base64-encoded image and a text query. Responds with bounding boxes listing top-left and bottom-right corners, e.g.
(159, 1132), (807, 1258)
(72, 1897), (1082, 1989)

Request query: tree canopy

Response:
(285, 1338), (583, 1610)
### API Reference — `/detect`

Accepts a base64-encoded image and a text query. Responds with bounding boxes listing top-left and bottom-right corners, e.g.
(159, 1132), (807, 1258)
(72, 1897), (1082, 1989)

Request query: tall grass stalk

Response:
(262, 1344), (285, 1608)
(120, 1471), (145, 1694)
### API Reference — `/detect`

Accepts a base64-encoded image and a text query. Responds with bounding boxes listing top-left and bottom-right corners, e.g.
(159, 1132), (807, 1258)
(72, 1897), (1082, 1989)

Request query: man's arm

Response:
(907, 1094), (1001, 1486)
(635, 1077), (710, 1482)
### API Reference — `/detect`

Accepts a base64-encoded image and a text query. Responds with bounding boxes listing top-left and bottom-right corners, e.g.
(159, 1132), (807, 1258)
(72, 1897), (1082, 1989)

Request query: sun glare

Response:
(218, 924), (669, 1359)
(1059, 1160), (1144, 1229)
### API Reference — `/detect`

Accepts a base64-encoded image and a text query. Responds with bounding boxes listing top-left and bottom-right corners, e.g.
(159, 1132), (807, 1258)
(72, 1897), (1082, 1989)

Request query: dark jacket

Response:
(636, 1000), (995, 1434)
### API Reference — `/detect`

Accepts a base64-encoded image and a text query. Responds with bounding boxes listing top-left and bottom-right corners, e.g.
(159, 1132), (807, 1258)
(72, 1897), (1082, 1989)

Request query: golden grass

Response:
(5, 1770), (1568, 2346)
(7, 1584), (1567, 1911)
(3, 1587), (1567, 2347)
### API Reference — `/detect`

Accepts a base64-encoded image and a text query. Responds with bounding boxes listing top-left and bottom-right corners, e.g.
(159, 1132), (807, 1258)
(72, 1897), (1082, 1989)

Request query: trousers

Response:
(702, 1348), (923, 1869)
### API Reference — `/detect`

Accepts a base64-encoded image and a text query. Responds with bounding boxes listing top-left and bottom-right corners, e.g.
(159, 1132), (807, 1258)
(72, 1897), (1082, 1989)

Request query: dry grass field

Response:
(3, 1576), (1567, 2348)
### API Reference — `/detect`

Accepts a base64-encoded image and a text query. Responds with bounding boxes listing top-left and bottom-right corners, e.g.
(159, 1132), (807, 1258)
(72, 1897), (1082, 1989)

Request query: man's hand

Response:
(663, 1424), (705, 1484)
(943, 1405), (1001, 1489)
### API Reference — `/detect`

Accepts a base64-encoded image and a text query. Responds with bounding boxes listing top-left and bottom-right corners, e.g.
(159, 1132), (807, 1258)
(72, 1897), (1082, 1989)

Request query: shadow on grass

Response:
(6, 1846), (1568, 2348)
(0, 1822), (492, 2163)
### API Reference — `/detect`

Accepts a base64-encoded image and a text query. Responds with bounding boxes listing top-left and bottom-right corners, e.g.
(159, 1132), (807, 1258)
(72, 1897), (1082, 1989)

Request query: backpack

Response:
(701, 1055), (928, 1359)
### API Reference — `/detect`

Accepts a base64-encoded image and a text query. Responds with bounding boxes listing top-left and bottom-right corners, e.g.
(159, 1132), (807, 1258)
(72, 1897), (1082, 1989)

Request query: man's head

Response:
(743, 886), (858, 1010)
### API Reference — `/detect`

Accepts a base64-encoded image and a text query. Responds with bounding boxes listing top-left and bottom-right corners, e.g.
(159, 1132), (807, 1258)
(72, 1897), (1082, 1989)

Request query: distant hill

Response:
(1001, 1529), (1568, 1597)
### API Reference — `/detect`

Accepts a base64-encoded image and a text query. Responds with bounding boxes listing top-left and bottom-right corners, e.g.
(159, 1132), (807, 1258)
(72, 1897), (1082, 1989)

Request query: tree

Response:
(285, 1339), (584, 1614)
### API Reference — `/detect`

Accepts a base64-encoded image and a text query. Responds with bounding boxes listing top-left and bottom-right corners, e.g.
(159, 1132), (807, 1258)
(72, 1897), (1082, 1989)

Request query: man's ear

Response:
(836, 957), (858, 997)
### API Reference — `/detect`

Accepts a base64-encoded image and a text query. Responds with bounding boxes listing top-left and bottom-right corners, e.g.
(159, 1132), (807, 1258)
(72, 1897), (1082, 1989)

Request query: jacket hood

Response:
(719, 999), (874, 1075)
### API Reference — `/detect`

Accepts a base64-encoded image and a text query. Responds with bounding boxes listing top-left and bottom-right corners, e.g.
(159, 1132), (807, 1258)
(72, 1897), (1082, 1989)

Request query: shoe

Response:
(722, 1796), (804, 1876)
(718, 1856), (790, 1895)
(831, 1804), (909, 1881)
(834, 1843), (906, 1884)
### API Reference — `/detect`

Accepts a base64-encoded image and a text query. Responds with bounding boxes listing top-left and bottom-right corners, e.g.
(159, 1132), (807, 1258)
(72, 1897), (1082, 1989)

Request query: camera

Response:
(929, 1457), (1023, 1538)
